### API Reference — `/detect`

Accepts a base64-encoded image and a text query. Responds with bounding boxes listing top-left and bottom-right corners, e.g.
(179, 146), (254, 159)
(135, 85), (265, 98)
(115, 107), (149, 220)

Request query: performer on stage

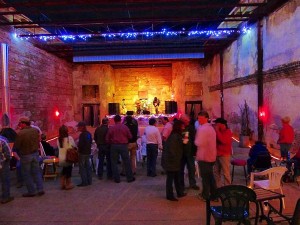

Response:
(121, 99), (127, 115)
(153, 97), (160, 114)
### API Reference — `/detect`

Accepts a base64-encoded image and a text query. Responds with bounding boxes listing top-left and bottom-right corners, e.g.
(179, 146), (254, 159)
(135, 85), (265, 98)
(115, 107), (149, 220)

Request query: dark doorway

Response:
(185, 101), (202, 121)
(82, 104), (100, 127)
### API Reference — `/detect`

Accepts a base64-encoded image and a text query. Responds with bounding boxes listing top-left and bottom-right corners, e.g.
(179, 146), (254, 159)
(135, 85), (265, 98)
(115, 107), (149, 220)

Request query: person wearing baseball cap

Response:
(76, 121), (93, 187)
(14, 117), (45, 197)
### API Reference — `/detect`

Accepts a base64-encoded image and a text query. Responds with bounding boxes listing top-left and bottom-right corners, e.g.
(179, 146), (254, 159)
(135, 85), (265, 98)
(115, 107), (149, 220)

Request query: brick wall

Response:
(0, 27), (74, 138)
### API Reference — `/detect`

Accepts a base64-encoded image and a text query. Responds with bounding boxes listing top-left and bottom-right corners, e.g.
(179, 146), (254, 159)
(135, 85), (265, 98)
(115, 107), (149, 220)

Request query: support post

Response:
(220, 51), (224, 118)
(1, 43), (10, 125)
(257, 20), (264, 141)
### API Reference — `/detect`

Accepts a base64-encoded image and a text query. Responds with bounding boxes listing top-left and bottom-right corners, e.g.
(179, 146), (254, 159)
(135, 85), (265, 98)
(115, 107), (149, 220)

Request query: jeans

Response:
(198, 161), (216, 200)
(110, 144), (133, 182)
(180, 154), (197, 188)
(166, 171), (183, 198)
(97, 144), (112, 179)
(16, 160), (23, 185)
(146, 144), (158, 176)
(78, 154), (92, 185)
(280, 144), (292, 160)
(213, 156), (231, 187)
(0, 161), (11, 200)
(21, 152), (44, 194)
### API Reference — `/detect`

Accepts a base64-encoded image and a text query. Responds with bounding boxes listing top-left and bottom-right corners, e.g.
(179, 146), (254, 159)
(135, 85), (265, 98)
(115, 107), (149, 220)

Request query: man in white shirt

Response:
(144, 118), (162, 177)
(194, 111), (217, 201)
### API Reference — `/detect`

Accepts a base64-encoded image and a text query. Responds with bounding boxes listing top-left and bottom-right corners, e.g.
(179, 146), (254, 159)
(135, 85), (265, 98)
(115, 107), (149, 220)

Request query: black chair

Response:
(252, 153), (272, 172)
(267, 198), (300, 225)
(206, 185), (259, 225)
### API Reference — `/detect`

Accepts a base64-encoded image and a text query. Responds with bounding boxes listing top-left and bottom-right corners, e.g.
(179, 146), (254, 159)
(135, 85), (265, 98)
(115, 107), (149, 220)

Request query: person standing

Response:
(0, 135), (14, 203)
(57, 125), (77, 190)
(77, 121), (93, 187)
(144, 118), (163, 177)
(106, 115), (135, 183)
(94, 118), (112, 180)
(278, 116), (294, 162)
(153, 97), (160, 114)
(123, 115), (139, 175)
(194, 111), (217, 201)
(179, 114), (199, 190)
(162, 120), (186, 201)
(14, 117), (45, 197)
(213, 118), (232, 187)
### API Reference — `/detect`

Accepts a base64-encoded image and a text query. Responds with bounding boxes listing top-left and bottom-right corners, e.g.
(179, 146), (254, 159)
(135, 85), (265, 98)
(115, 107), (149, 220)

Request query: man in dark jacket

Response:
(77, 121), (93, 187)
(94, 118), (112, 180)
(123, 115), (138, 174)
(179, 114), (199, 190)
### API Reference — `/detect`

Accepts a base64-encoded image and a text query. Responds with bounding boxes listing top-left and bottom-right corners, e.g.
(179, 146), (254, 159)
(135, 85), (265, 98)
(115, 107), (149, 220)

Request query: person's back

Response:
(94, 124), (109, 146)
(247, 141), (270, 174)
(0, 127), (17, 143)
(14, 126), (40, 155)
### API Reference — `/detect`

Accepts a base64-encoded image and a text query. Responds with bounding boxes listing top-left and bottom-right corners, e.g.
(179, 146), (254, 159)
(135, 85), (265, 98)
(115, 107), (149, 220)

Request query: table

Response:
(254, 188), (285, 223)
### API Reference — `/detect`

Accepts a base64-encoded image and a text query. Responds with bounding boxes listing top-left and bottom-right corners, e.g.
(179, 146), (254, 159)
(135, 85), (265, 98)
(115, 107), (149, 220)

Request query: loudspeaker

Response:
(143, 110), (150, 115)
(165, 101), (177, 114)
(108, 103), (120, 115)
(126, 111), (134, 115)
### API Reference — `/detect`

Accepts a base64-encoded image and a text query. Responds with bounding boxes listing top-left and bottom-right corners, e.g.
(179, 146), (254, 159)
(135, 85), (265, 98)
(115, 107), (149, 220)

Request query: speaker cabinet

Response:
(126, 111), (134, 115)
(165, 101), (177, 114)
(108, 103), (120, 115)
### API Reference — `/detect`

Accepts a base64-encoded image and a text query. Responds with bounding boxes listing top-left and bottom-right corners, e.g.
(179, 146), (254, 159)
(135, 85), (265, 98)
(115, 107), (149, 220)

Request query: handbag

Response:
(66, 147), (79, 163)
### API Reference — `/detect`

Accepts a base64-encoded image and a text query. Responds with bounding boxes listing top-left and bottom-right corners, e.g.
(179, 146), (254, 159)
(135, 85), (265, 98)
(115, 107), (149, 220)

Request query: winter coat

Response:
(161, 132), (183, 172)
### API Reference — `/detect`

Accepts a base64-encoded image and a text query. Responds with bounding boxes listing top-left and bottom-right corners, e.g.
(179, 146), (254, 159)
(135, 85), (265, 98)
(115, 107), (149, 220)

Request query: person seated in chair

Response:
(41, 134), (55, 156)
(247, 141), (271, 175)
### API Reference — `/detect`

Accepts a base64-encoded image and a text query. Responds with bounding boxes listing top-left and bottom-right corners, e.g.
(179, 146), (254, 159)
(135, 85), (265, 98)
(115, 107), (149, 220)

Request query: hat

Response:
(214, 118), (227, 125)
(19, 117), (30, 123)
(281, 116), (291, 123)
(76, 121), (86, 127)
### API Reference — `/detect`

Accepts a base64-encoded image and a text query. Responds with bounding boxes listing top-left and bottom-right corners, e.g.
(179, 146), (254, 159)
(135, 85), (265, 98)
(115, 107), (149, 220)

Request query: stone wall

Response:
(0, 27), (74, 137)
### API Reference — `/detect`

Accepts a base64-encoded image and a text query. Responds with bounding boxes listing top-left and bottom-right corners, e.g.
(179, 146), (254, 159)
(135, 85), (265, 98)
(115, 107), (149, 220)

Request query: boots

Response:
(65, 178), (74, 190)
(60, 176), (66, 190)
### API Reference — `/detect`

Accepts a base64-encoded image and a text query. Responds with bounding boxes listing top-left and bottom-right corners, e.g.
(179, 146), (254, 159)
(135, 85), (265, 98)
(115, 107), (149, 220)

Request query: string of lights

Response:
(16, 27), (251, 42)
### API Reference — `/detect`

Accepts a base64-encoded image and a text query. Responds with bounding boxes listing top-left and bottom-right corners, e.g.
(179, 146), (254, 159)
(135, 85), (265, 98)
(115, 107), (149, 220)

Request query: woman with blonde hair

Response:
(57, 125), (77, 190)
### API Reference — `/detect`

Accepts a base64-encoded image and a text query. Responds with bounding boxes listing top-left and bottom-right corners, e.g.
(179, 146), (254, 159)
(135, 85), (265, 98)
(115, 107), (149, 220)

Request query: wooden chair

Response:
(250, 167), (287, 208)
(206, 185), (259, 225)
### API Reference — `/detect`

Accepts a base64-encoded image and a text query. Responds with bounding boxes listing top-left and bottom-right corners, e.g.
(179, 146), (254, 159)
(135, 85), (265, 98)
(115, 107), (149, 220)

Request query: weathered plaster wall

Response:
(72, 64), (115, 121)
(210, 0), (300, 145)
(263, 1), (300, 70)
(0, 27), (73, 137)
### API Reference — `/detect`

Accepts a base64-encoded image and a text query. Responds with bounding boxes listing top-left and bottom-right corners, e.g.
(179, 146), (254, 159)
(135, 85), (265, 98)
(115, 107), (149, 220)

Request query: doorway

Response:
(185, 101), (202, 121)
(82, 104), (100, 127)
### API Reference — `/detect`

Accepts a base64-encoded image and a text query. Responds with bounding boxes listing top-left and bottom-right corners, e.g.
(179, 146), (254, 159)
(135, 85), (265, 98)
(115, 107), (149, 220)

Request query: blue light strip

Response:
(16, 28), (250, 42)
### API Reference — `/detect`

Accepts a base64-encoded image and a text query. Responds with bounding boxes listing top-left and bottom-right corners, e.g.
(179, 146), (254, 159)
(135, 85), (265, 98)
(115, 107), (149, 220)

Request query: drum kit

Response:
(135, 99), (150, 114)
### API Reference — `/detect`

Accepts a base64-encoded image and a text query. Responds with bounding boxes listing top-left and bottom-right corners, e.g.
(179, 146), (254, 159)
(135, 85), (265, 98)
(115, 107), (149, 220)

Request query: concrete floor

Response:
(0, 143), (299, 225)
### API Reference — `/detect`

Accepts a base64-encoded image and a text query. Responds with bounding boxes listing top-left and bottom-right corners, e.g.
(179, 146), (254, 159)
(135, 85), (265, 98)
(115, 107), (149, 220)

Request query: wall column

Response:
(220, 51), (224, 118)
(257, 20), (264, 141)
(1, 43), (10, 124)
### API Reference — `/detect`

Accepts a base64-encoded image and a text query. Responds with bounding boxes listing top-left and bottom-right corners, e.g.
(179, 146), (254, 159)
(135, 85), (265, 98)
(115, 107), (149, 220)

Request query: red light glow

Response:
(55, 110), (60, 117)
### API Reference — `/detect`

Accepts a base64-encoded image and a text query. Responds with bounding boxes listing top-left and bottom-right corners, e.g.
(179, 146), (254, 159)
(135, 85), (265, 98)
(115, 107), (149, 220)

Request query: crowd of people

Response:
(0, 112), (297, 205)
